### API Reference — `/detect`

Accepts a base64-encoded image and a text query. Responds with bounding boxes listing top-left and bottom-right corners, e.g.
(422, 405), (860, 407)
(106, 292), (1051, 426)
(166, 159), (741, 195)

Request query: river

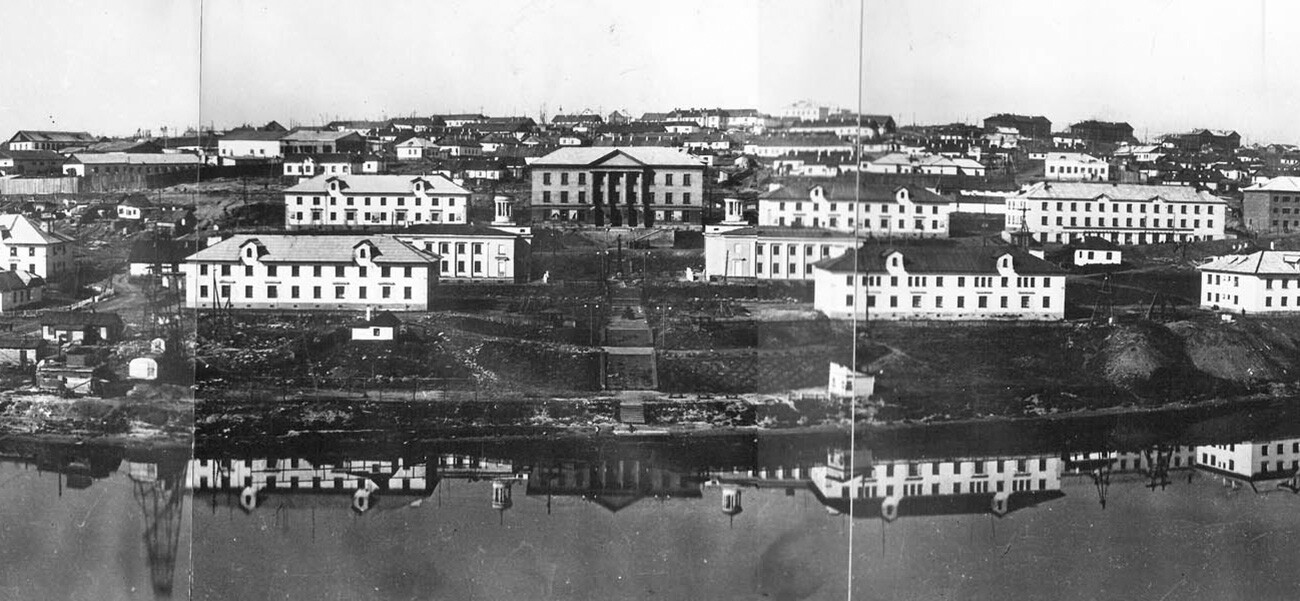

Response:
(6, 411), (1300, 599)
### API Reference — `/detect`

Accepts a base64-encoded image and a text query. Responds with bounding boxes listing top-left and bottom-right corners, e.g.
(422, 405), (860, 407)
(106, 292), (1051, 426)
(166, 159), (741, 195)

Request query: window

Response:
(335, 286), (345, 299)
(403, 287), (412, 299)
(978, 296), (988, 308)
(290, 286), (299, 299)
(244, 285), (253, 298)
(684, 173), (692, 186)
(267, 285), (278, 298)
(665, 173), (674, 185)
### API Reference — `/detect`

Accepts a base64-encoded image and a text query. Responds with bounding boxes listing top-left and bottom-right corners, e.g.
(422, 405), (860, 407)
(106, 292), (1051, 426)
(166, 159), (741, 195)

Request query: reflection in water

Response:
(0, 442), (191, 600)
(8, 430), (1300, 599)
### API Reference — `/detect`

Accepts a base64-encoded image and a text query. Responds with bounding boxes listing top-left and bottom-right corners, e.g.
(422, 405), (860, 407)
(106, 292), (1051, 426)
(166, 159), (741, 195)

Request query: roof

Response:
(0, 270), (43, 292)
(9, 131), (96, 144)
(284, 174), (469, 196)
(1012, 182), (1226, 204)
(357, 311), (402, 328)
(552, 114), (604, 123)
(284, 153), (366, 164)
(67, 152), (201, 165)
(40, 311), (124, 328)
(185, 233), (438, 265)
(0, 336), (44, 349)
(530, 147), (704, 168)
(760, 180), (950, 204)
(1071, 236), (1120, 251)
(220, 129), (284, 142)
(397, 224), (521, 238)
(0, 150), (64, 161)
(1198, 251), (1300, 275)
(0, 214), (75, 244)
(747, 135), (852, 147)
(814, 245), (1066, 275)
(128, 239), (199, 264)
(1243, 177), (1300, 193)
(713, 226), (861, 240)
(280, 129), (364, 143)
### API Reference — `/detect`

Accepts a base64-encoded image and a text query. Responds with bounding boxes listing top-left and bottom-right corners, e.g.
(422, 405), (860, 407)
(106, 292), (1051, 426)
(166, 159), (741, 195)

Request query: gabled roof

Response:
(8, 131), (96, 144)
(66, 152), (201, 165)
(357, 311), (402, 328)
(0, 150), (64, 161)
(280, 129), (365, 143)
(220, 129), (285, 142)
(1012, 182), (1225, 204)
(284, 174), (469, 196)
(128, 238), (198, 264)
(1071, 236), (1120, 251)
(815, 245), (1066, 275)
(40, 311), (123, 328)
(1199, 251), (1300, 275)
(531, 147), (704, 168)
(185, 234), (438, 265)
(0, 214), (75, 244)
(760, 180), (950, 204)
(0, 270), (43, 292)
(1243, 177), (1300, 193)
(398, 224), (525, 238)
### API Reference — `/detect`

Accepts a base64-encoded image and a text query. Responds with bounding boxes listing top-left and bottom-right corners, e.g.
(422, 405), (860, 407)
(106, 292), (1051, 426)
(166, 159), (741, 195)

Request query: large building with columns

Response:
(528, 147), (705, 227)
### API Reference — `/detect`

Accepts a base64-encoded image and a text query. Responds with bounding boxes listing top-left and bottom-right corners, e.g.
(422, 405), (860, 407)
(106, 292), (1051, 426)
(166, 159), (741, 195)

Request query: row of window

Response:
(540, 190), (694, 204)
(1037, 216), (1212, 229)
(846, 274), (1053, 289)
(198, 284), (415, 301)
(777, 217), (943, 230)
(775, 201), (944, 215)
(198, 264), (417, 278)
(1029, 200), (1216, 215)
(1205, 292), (1240, 305)
(846, 477), (1049, 500)
(1047, 164), (1106, 175)
(293, 195), (459, 207)
(848, 294), (1053, 310)
(871, 458), (1049, 478)
(413, 241), (508, 256)
(6, 246), (39, 257)
(539, 171), (694, 186)
(292, 210), (456, 223)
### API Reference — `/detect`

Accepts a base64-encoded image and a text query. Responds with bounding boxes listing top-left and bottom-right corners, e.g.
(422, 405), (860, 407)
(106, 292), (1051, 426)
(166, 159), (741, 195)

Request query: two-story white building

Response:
(812, 246), (1067, 321)
(395, 137), (437, 161)
(1197, 250), (1300, 312)
(1195, 438), (1300, 482)
(182, 233), (439, 310)
(0, 214), (74, 280)
(758, 180), (954, 237)
(1005, 182), (1228, 245)
(1044, 152), (1110, 181)
(284, 174), (470, 229)
(809, 448), (1063, 519)
(217, 129), (284, 162)
(394, 223), (531, 283)
(282, 154), (380, 179)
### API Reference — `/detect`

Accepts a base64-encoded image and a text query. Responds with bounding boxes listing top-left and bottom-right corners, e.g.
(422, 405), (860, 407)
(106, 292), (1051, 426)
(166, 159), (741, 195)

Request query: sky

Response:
(5, 1), (1300, 143)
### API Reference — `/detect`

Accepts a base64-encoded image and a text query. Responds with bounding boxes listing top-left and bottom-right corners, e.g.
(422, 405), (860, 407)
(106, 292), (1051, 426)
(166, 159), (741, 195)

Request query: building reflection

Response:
(1194, 437), (1300, 493)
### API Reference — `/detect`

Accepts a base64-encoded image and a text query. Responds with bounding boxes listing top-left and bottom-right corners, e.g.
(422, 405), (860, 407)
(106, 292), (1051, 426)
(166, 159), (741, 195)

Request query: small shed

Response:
(350, 310), (401, 341)
(827, 361), (875, 399)
(0, 336), (47, 367)
(40, 311), (125, 344)
(129, 355), (160, 380)
(1072, 237), (1122, 266)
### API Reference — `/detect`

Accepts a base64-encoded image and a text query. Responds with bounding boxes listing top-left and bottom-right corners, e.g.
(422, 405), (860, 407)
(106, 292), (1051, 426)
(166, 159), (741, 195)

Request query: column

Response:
(593, 172), (605, 226)
(641, 169), (654, 227)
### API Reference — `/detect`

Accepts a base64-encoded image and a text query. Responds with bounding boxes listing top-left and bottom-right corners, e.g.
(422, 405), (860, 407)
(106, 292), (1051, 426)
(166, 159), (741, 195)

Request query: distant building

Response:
(1043, 152), (1110, 181)
(283, 174), (470, 229)
(1068, 120), (1135, 144)
(1198, 250), (1300, 312)
(0, 336), (48, 367)
(128, 238), (197, 283)
(40, 311), (124, 343)
(786, 115), (895, 139)
(394, 223), (532, 283)
(1005, 182), (1228, 244)
(812, 246), (1066, 321)
(982, 114), (1052, 139)
(0, 271), (43, 312)
(551, 114), (604, 130)
(282, 154), (375, 178)
(742, 135), (855, 158)
(62, 152), (201, 181)
(1167, 129), (1241, 152)
(217, 129), (284, 161)
(827, 361), (874, 398)
(182, 233), (440, 310)
(779, 101), (833, 121)
(279, 129), (366, 155)
(351, 310), (401, 341)
(0, 150), (65, 176)
(529, 147), (705, 227)
(1241, 177), (1300, 234)
(6, 130), (97, 152)
(394, 137), (437, 161)
(866, 153), (986, 177)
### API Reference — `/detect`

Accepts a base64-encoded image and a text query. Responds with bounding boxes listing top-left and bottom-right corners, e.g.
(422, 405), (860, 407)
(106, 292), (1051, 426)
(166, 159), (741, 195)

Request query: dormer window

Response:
(897, 188), (910, 202)
(358, 246), (368, 259)
(811, 186), (825, 200)
(890, 255), (901, 267)
(1000, 255), (1012, 269)
(245, 247), (254, 259)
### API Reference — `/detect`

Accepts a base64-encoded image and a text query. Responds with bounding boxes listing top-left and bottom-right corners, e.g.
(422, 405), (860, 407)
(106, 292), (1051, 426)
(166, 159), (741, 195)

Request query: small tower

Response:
(721, 484), (743, 527)
(492, 195), (515, 226)
(492, 478), (514, 512)
(721, 197), (746, 226)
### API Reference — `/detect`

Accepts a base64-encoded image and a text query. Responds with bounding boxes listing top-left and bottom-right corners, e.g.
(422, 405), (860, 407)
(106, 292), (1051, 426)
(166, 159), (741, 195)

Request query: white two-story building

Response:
(1044, 152), (1110, 181)
(1005, 182), (1228, 245)
(182, 233), (439, 310)
(284, 174), (470, 229)
(1197, 250), (1300, 312)
(812, 245), (1066, 321)
(0, 214), (74, 280)
(758, 180), (954, 237)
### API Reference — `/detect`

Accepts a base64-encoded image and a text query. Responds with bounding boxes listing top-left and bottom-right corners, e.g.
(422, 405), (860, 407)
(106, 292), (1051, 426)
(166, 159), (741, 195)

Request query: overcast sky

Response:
(4, 1), (1299, 143)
